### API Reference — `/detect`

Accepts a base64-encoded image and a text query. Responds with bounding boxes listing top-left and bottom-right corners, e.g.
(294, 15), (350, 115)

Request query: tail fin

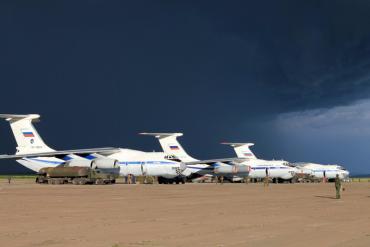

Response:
(139, 132), (197, 162)
(0, 114), (54, 154)
(221, 142), (257, 159)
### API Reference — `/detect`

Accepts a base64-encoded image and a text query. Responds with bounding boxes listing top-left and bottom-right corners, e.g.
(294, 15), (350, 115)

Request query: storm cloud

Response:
(1, 1), (370, 174)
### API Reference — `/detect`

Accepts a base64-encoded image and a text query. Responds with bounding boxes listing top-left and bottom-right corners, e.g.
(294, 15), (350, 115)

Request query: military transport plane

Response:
(293, 162), (349, 181)
(140, 133), (249, 180)
(221, 143), (296, 182)
(0, 114), (187, 182)
(0, 114), (238, 184)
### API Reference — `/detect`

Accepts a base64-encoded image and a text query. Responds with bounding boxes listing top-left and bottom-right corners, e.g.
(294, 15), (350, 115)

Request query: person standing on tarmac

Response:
(335, 174), (342, 199)
(264, 168), (269, 187)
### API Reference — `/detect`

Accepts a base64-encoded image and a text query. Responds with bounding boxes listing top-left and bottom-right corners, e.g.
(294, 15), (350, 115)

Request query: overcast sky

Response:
(1, 1), (370, 174)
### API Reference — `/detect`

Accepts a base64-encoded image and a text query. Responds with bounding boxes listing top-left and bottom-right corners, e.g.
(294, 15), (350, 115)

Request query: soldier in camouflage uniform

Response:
(264, 168), (269, 187)
(335, 174), (342, 199)
(219, 175), (224, 184)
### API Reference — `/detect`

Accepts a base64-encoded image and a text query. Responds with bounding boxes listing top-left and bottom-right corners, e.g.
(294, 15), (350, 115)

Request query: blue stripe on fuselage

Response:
(118, 161), (177, 165)
(251, 167), (289, 170)
(24, 158), (177, 166)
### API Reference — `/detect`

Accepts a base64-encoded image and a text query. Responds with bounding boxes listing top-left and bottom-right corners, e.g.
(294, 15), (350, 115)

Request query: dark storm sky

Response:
(1, 1), (370, 174)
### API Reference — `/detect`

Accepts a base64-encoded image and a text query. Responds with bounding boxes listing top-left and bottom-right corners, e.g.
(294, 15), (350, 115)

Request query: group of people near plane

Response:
(0, 114), (350, 183)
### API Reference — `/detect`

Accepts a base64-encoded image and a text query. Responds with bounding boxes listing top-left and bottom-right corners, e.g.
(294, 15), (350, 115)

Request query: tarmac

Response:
(0, 179), (369, 247)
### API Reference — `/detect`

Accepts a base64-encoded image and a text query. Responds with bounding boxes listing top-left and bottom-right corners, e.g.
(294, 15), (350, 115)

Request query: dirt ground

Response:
(0, 179), (369, 247)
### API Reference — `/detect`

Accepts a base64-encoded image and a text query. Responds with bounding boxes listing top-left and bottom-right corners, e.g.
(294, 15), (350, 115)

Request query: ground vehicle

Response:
(292, 173), (322, 183)
(36, 166), (118, 185)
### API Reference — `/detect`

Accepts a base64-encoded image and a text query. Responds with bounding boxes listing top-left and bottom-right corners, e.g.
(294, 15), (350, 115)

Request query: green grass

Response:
(350, 177), (370, 182)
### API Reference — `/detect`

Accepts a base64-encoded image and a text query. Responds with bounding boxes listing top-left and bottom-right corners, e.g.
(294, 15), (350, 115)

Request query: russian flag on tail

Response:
(22, 131), (35, 137)
(169, 145), (179, 150)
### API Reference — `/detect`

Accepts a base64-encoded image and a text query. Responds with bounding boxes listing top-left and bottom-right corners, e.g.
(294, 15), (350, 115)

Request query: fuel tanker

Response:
(36, 166), (119, 185)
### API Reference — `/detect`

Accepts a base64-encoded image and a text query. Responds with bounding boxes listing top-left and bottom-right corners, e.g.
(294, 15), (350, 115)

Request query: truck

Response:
(292, 173), (323, 183)
(36, 166), (118, 185)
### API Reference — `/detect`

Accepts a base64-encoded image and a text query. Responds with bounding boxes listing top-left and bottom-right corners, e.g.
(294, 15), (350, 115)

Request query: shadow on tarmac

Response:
(314, 195), (338, 200)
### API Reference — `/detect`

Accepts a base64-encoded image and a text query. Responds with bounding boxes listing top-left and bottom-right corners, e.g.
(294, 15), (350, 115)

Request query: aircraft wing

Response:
(0, 147), (120, 159)
(185, 157), (246, 166)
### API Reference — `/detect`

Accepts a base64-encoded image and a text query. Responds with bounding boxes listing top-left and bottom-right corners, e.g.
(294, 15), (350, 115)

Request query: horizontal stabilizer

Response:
(139, 132), (183, 138)
(0, 114), (41, 121)
(140, 132), (197, 162)
(221, 142), (255, 147)
(221, 142), (257, 159)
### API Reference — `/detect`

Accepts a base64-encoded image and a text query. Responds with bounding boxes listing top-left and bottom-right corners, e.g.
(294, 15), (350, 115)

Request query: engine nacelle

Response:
(214, 163), (250, 175)
(91, 158), (119, 169)
(65, 159), (93, 167)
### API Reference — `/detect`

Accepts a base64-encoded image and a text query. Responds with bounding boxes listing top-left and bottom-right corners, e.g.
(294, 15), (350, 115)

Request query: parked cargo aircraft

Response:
(0, 114), (186, 181)
(293, 162), (349, 180)
(0, 115), (238, 184)
(221, 143), (296, 182)
(140, 133), (249, 180)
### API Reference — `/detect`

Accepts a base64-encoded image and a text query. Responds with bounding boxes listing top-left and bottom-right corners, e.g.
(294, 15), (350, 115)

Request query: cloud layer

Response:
(1, 1), (370, 174)
(272, 100), (370, 174)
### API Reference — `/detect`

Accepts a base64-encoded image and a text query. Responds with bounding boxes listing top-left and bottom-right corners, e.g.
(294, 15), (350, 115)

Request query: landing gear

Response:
(158, 176), (186, 185)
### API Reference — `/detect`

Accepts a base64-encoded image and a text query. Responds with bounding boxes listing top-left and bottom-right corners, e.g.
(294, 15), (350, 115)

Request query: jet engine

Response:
(91, 158), (119, 169)
(214, 163), (250, 175)
(65, 159), (93, 167)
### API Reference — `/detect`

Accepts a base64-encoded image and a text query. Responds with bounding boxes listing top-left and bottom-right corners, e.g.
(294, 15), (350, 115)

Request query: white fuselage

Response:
(245, 159), (296, 180)
(295, 163), (349, 180)
(17, 148), (182, 178)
